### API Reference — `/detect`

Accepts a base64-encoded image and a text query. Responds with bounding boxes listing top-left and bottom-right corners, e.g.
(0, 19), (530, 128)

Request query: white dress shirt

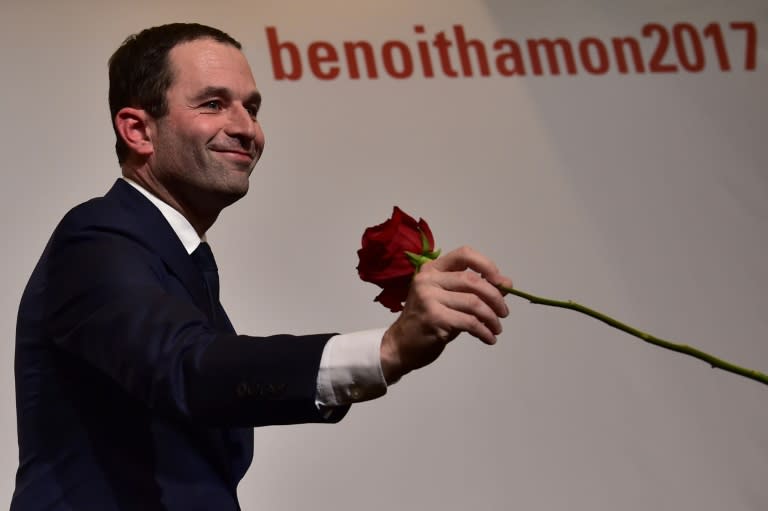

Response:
(122, 178), (388, 408)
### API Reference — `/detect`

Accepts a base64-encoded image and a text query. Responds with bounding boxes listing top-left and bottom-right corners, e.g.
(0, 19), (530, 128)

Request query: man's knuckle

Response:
(422, 300), (441, 320)
(420, 259), (437, 271)
(464, 272), (481, 285)
(465, 294), (482, 309)
(412, 271), (431, 285)
(457, 245), (473, 257)
(410, 274), (430, 293)
(471, 318), (485, 334)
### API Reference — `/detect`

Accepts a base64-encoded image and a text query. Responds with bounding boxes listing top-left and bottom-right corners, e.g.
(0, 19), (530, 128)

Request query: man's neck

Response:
(121, 177), (205, 254)
(121, 166), (217, 237)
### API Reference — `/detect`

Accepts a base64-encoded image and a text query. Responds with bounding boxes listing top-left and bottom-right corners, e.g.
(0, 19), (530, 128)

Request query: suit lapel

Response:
(105, 180), (211, 317)
(104, 180), (250, 490)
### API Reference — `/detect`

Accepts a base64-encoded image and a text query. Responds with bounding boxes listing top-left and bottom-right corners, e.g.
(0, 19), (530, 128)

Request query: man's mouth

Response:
(210, 147), (256, 163)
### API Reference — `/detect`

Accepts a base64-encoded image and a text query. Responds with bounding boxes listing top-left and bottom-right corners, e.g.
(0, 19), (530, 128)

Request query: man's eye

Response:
(246, 106), (259, 119)
(203, 100), (222, 110)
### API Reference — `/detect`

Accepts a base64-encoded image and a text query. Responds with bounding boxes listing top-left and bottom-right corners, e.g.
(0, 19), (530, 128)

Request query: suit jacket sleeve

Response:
(41, 203), (347, 428)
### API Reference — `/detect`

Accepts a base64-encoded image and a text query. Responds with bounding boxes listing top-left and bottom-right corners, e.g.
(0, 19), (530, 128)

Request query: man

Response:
(12, 23), (511, 510)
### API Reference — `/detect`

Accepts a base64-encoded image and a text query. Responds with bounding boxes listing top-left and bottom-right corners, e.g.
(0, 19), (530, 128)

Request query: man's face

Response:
(149, 38), (265, 212)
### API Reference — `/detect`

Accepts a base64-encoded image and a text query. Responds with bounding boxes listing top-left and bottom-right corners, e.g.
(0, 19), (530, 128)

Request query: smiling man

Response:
(115, 31), (263, 235)
(12, 23), (512, 510)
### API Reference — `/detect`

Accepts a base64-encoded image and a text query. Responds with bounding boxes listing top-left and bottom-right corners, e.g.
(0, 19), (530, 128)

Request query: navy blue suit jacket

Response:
(12, 180), (348, 510)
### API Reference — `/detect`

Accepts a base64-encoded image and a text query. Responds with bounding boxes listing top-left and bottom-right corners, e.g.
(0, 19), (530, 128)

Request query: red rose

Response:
(357, 206), (437, 312)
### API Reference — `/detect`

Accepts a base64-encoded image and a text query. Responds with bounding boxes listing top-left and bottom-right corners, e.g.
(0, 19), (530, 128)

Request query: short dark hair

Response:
(108, 23), (242, 164)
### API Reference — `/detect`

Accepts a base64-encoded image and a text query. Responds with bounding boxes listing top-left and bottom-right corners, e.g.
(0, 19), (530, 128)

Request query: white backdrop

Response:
(2, 1), (767, 509)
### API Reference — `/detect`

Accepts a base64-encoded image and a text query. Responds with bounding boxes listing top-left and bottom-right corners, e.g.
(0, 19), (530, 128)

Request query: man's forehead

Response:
(168, 38), (257, 92)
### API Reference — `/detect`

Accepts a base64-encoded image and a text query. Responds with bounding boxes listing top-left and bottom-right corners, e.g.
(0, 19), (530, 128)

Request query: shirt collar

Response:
(121, 177), (205, 255)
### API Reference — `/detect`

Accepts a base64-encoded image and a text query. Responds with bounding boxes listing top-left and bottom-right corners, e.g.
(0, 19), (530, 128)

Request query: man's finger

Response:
(427, 246), (496, 274)
(414, 269), (509, 318)
(437, 289), (503, 336)
(444, 308), (499, 345)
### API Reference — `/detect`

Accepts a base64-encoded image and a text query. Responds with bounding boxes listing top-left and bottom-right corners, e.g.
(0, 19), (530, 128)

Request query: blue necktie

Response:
(191, 242), (220, 321)
(190, 242), (247, 480)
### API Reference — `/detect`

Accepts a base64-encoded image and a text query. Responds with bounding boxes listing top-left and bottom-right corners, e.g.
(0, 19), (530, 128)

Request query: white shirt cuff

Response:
(315, 328), (388, 408)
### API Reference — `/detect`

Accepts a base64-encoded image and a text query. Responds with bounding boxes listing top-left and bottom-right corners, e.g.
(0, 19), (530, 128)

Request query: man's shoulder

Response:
(51, 179), (180, 250)
(45, 179), (189, 277)
(56, 180), (145, 233)
(43, 180), (174, 269)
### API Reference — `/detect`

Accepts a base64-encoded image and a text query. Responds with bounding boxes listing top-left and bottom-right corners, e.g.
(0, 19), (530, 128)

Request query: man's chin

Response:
(218, 165), (251, 193)
(187, 179), (249, 212)
(217, 180), (249, 204)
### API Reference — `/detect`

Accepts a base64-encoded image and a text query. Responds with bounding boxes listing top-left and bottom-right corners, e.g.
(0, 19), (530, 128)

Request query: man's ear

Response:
(114, 107), (155, 158)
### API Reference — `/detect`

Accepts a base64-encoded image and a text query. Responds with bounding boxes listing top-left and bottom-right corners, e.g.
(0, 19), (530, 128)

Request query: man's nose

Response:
(225, 103), (258, 140)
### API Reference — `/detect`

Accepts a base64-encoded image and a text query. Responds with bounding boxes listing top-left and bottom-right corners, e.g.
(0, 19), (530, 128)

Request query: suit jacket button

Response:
(236, 382), (250, 398)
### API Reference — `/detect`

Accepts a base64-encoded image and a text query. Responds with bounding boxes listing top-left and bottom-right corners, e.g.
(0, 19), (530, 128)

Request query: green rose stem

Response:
(499, 284), (768, 387)
(397, 248), (766, 386)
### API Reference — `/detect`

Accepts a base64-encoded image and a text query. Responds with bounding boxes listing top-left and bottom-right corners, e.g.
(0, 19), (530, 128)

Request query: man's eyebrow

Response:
(191, 86), (231, 102)
(244, 91), (262, 110)
(191, 86), (262, 108)
(245, 91), (261, 107)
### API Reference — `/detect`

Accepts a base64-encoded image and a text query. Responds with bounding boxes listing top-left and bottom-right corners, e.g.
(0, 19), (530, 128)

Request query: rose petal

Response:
(357, 206), (435, 311)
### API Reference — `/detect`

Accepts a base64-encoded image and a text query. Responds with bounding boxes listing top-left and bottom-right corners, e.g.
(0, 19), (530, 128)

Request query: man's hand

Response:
(380, 246), (513, 383)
